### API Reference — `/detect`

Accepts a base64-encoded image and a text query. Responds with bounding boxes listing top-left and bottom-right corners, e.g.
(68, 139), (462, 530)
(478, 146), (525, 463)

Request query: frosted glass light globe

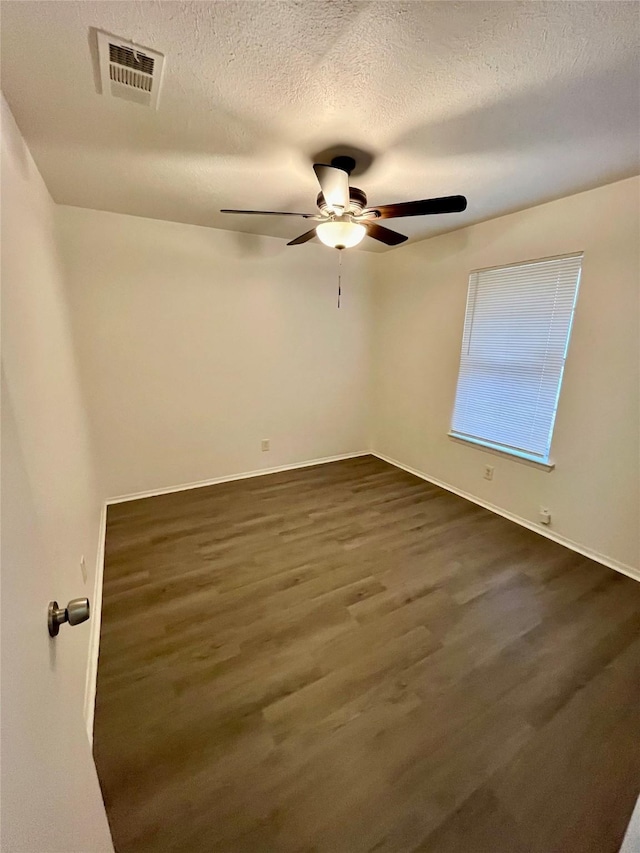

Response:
(316, 220), (366, 249)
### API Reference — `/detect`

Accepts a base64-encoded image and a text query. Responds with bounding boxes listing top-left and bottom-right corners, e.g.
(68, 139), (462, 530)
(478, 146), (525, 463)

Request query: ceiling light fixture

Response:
(316, 219), (366, 250)
(221, 157), (467, 249)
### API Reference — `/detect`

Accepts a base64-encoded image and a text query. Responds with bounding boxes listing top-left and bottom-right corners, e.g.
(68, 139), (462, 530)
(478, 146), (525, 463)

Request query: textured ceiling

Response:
(1, 1), (639, 251)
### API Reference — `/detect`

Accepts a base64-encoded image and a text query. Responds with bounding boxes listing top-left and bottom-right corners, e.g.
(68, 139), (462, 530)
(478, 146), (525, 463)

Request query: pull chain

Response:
(337, 249), (342, 308)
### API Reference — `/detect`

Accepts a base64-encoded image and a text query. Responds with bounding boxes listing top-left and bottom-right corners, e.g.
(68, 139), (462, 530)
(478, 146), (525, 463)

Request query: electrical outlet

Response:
(483, 465), (494, 481)
(80, 555), (87, 583)
(261, 439), (270, 452)
(539, 507), (551, 525)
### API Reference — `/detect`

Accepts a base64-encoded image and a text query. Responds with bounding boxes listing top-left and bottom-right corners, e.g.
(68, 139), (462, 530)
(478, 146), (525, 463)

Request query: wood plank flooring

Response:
(93, 455), (640, 853)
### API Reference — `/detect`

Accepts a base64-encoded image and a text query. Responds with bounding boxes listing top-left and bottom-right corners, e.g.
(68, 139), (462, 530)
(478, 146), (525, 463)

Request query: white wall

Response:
(56, 181), (640, 573)
(1, 97), (113, 850)
(372, 176), (640, 574)
(57, 207), (373, 499)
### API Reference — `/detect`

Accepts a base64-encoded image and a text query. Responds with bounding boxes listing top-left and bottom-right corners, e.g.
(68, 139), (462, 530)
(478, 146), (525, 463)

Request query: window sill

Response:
(448, 434), (555, 472)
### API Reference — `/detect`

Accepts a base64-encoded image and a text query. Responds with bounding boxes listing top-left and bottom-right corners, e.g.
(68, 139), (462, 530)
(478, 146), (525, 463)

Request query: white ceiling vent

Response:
(97, 30), (165, 109)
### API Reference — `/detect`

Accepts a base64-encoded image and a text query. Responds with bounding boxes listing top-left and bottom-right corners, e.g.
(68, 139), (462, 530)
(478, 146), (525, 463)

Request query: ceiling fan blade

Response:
(287, 228), (317, 246)
(368, 195), (467, 219)
(364, 222), (408, 246)
(220, 209), (317, 218)
(313, 164), (350, 214)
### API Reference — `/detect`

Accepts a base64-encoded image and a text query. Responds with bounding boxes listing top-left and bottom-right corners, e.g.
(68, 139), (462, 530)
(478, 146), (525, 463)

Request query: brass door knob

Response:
(48, 598), (90, 637)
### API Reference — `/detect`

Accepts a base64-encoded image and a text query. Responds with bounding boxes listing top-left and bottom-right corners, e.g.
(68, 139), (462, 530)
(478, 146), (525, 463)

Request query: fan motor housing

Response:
(317, 187), (367, 215)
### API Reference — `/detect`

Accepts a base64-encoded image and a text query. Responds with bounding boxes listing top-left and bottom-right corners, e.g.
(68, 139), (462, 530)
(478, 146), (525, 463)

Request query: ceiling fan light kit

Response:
(221, 156), (467, 250)
(316, 219), (366, 249)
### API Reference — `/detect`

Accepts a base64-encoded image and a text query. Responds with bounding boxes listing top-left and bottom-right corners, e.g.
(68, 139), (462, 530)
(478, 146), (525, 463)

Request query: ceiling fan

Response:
(221, 156), (467, 249)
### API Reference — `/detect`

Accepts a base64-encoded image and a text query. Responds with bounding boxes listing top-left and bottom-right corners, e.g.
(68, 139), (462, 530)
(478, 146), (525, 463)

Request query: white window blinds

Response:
(450, 253), (583, 464)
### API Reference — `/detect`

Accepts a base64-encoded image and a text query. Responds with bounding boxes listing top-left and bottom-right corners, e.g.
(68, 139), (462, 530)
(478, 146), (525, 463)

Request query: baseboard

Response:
(620, 794), (640, 853)
(106, 451), (370, 505)
(372, 451), (640, 584)
(84, 502), (107, 745)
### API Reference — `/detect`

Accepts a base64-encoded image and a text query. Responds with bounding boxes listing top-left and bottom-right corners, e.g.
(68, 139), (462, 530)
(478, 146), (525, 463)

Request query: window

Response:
(450, 253), (583, 466)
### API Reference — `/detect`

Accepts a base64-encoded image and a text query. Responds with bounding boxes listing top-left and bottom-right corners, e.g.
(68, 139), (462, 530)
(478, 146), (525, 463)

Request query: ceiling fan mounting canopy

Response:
(221, 156), (467, 248)
(330, 155), (357, 175)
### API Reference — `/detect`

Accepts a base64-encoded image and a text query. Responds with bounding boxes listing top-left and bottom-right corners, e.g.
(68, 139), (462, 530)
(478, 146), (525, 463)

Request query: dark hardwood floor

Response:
(93, 455), (640, 853)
